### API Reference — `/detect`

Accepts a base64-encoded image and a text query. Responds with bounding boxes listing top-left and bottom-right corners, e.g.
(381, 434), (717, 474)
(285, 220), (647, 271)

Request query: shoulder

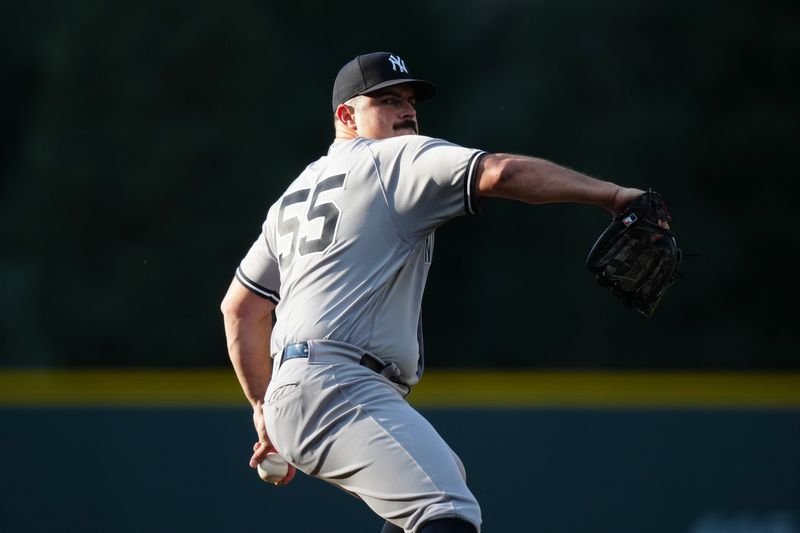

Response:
(369, 134), (457, 148)
(364, 135), (464, 157)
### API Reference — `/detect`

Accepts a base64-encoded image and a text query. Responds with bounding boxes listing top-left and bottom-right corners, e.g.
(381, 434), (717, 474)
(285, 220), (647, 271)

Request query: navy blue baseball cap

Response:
(332, 52), (437, 112)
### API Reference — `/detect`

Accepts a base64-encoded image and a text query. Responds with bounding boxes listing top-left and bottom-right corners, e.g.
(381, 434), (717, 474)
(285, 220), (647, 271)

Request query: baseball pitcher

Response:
(221, 51), (661, 533)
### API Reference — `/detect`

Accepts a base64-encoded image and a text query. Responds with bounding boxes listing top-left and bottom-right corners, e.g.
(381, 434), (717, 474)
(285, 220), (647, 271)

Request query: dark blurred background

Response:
(2, 3), (799, 532)
(1, 0), (797, 369)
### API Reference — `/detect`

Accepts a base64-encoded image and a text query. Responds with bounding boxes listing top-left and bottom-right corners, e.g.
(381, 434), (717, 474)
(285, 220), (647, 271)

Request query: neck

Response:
(334, 122), (358, 143)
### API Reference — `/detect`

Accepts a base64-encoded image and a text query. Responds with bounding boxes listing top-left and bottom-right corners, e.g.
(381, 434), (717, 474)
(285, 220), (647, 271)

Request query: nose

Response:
(400, 99), (416, 118)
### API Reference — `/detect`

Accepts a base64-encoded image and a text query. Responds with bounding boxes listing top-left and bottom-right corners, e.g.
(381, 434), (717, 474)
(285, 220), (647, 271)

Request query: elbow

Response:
(220, 292), (241, 321)
(476, 154), (516, 197)
(220, 283), (250, 321)
(221, 280), (275, 323)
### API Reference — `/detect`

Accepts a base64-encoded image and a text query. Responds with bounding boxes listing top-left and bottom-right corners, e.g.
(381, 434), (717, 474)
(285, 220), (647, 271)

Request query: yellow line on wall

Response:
(0, 369), (243, 407)
(0, 369), (799, 409)
(412, 371), (800, 409)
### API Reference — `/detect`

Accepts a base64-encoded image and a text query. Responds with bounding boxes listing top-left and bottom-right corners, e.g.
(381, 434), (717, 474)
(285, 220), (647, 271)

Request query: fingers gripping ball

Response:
(586, 190), (682, 317)
(257, 452), (291, 485)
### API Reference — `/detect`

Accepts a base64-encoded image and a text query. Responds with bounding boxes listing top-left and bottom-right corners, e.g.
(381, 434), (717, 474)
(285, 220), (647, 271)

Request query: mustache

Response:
(394, 120), (418, 133)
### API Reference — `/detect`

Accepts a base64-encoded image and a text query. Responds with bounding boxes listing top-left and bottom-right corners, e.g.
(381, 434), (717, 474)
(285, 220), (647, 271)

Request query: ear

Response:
(335, 103), (357, 131)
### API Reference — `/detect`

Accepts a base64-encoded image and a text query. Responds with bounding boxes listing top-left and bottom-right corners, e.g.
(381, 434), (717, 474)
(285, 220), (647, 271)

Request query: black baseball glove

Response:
(586, 190), (681, 317)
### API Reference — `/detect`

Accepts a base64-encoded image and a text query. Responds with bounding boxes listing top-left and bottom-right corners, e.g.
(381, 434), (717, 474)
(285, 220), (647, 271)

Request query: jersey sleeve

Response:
(235, 217), (281, 304)
(370, 136), (486, 241)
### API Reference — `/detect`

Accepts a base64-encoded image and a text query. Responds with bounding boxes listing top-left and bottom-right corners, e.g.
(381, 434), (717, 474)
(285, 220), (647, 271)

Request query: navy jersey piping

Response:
(235, 267), (280, 304)
(464, 151), (487, 215)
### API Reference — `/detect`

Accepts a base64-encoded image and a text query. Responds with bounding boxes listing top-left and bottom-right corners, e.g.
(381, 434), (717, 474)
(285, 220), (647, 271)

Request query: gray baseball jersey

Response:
(236, 134), (484, 385)
(237, 134), (486, 532)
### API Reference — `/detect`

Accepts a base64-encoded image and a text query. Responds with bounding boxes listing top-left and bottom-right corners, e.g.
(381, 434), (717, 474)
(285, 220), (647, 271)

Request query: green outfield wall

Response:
(1, 371), (798, 533)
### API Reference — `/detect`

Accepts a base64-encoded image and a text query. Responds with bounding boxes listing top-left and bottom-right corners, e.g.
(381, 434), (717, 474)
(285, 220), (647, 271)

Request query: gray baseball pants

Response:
(264, 340), (481, 533)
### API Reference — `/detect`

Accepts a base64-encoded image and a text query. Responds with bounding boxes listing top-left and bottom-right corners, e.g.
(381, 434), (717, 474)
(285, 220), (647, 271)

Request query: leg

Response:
(266, 361), (481, 532)
(327, 369), (480, 531)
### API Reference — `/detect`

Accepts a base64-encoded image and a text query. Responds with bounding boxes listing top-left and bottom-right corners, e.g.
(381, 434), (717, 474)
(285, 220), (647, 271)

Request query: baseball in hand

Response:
(257, 452), (289, 484)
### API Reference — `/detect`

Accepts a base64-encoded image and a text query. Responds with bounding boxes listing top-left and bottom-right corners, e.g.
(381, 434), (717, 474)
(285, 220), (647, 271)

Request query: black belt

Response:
(281, 342), (403, 385)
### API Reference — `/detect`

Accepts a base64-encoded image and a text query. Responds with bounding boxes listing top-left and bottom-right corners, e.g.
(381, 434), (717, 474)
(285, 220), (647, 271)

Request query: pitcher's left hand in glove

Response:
(586, 190), (681, 317)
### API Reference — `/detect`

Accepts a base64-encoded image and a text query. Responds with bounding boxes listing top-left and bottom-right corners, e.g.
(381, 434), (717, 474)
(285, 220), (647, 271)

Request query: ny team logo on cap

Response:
(388, 55), (408, 73)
